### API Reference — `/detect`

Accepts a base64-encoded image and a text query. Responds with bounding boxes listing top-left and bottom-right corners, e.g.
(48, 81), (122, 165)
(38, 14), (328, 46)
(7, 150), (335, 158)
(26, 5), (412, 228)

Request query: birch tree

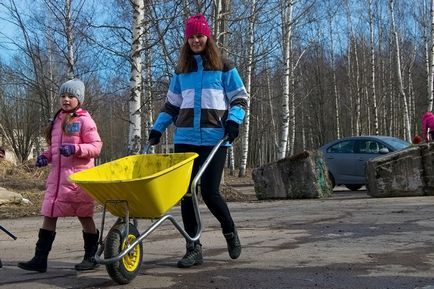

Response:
(127, 0), (144, 155)
(238, 0), (255, 177)
(368, 0), (379, 135)
(277, 0), (293, 160)
(142, 1), (153, 149)
(344, 0), (362, 136)
(64, 0), (75, 78)
(389, 0), (411, 141)
(327, 4), (341, 139)
(43, 0), (78, 79)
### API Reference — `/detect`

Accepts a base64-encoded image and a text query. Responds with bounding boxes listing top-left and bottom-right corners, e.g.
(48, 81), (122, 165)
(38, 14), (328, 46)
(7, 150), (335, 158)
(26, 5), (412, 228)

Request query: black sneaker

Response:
(177, 243), (203, 268)
(224, 230), (241, 259)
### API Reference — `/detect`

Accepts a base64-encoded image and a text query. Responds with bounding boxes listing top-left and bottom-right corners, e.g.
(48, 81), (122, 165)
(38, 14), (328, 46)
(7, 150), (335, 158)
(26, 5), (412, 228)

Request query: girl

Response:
(148, 14), (249, 268)
(18, 78), (102, 273)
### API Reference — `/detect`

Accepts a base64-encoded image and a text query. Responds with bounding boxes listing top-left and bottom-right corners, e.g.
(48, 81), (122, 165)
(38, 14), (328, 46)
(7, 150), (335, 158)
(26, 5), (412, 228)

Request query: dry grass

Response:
(0, 161), (254, 219)
(0, 160), (48, 219)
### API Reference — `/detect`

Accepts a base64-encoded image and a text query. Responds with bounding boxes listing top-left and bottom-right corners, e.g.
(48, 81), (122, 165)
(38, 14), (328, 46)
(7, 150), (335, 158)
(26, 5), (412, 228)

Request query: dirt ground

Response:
(0, 160), (255, 219)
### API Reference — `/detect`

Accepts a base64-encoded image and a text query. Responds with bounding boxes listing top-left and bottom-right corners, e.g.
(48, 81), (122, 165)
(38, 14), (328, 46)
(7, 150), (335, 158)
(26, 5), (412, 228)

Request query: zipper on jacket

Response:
(50, 118), (63, 216)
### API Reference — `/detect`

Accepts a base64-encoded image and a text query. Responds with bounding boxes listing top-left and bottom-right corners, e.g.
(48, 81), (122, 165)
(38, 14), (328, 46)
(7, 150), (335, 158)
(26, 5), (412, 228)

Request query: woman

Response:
(148, 14), (249, 268)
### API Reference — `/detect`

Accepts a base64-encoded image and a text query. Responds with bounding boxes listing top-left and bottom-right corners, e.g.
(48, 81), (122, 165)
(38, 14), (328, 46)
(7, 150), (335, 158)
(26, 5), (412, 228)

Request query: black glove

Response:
(148, 129), (162, 145)
(225, 120), (240, 144)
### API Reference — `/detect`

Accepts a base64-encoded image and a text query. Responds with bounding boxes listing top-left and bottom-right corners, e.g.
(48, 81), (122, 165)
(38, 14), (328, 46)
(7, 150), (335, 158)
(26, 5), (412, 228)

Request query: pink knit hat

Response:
(185, 14), (212, 39)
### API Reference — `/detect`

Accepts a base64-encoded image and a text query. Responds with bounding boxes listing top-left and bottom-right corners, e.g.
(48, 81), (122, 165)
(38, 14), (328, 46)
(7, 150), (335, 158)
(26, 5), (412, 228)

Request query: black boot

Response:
(17, 229), (56, 273)
(177, 242), (203, 268)
(0, 258), (2, 268)
(224, 229), (241, 259)
(75, 230), (99, 271)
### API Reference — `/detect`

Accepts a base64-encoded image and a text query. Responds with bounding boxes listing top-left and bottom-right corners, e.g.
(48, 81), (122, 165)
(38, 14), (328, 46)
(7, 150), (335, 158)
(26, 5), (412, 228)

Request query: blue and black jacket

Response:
(152, 54), (249, 146)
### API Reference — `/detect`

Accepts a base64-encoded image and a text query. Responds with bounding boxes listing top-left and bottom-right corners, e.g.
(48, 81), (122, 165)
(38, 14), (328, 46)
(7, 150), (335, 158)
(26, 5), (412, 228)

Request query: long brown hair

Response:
(176, 37), (223, 74)
(44, 107), (79, 145)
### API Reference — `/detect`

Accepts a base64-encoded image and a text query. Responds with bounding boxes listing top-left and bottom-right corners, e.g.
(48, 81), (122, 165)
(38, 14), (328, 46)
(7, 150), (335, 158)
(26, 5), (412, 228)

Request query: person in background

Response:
(421, 112), (434, 142)
(17, 78), (102, 273)
(412, 135), (423, 145)
(148, 14), (249, 268)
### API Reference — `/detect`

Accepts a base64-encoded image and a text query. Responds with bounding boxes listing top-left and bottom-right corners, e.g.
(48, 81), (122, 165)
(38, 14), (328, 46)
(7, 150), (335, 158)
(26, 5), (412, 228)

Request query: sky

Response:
(0, 1), (24, 63)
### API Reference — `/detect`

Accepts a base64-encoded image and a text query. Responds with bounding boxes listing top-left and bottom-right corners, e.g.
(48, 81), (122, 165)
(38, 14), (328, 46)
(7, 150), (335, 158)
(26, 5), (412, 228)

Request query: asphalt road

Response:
(2, 188), (434, 289)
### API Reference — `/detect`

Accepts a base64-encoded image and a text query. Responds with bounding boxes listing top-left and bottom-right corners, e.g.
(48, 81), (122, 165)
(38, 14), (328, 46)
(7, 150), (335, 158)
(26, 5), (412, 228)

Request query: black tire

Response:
(328, 172), (336, 188)
(345, 184), (363, 191)
(104, 222), (143, 285)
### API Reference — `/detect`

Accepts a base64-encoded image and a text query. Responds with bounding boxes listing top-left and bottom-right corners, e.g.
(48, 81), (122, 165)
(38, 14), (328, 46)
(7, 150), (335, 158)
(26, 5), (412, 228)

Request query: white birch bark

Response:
(213, 0), (222, 41)
(277, 0), (293, 160)
(389, 0), (411, 141)
(369, 0), (379, 135)
(128, 0), (144, 155)
(238, 0), (255, 177)
(288, 62), (295, 156)
(328, 13), (340, 139)
(345, 1), (361, 135)
(211, 0), (235, 174)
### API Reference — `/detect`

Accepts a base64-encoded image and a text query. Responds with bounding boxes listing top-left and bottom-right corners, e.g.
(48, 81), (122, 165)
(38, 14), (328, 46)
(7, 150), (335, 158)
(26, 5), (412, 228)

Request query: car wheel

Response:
(328, 172), (336, 188)
(345, 184), (363, 191)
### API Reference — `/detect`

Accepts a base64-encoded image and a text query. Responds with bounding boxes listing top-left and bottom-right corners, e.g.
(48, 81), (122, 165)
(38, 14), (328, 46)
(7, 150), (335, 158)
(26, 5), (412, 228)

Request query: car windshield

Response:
(382, 137), (410, 150)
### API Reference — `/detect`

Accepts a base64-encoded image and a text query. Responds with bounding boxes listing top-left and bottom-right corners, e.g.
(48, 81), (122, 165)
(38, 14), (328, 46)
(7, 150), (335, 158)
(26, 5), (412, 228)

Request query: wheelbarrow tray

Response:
(69, 153), (198, 219)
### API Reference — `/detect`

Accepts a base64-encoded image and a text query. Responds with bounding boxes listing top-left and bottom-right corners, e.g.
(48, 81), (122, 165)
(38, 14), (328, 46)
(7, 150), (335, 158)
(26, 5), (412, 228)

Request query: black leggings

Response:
(175, 144), (235, 239)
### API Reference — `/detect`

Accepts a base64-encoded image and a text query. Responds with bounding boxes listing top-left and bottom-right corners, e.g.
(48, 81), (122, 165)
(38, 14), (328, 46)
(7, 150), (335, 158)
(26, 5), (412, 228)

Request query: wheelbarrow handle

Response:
(0, 225), (17, 240)
(142, 134), (229, 155)
(141, 142), (152, 154)
(186, 135), (228, 243)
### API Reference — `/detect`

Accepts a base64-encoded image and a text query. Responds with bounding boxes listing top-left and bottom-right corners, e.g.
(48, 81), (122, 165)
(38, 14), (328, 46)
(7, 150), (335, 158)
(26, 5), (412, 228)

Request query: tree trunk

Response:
(238, 0), (255, 177)
(128, 0), (144, 155)
(277, 0), (293, 160)
(65, 0), (74, 79)
(389, 0), (411, 141)
(328, 12), (340, 139)
(369, 0), (379, 135)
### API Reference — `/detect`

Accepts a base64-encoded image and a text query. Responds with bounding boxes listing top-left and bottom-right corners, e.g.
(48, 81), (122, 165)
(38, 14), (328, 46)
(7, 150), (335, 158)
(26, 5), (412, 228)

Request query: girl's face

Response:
(60, 93), (79, 112)
(188, 34), (208, 54)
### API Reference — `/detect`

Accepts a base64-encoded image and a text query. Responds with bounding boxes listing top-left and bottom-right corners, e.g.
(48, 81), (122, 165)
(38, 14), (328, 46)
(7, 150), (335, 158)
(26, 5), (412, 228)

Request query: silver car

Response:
(319, 135), (410, 190)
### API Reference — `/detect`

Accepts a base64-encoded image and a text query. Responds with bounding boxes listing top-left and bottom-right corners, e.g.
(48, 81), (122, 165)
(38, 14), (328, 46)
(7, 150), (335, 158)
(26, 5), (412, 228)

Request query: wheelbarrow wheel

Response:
(104, 222), (143, 284)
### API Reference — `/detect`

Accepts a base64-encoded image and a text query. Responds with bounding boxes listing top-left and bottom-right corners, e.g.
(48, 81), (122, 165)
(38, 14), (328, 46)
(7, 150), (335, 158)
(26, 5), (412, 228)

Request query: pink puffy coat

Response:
(422, 112), (434, 142)
(41, 108), (102, 217)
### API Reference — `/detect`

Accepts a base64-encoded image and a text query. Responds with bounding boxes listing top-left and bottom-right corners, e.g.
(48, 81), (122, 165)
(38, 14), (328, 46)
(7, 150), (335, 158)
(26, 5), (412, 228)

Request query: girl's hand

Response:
(35, 155), (48, 167)
(60, 144), (76, 157)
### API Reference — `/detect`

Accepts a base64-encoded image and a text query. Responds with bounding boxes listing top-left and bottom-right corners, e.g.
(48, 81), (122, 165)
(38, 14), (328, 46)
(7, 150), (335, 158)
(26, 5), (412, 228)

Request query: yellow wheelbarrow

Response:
(69, 138), (226, 284)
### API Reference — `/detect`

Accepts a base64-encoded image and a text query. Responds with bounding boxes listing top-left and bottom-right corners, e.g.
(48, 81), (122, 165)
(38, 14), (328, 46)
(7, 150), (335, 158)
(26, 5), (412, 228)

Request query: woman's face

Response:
(188, 34), (208, 54)
(60, 93), (79, 112)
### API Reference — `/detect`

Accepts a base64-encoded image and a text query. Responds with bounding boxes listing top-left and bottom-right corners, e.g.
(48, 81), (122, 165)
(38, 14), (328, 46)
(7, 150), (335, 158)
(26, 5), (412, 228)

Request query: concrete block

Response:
(366, 146), (424, 197)
(252, 150), (332, 200)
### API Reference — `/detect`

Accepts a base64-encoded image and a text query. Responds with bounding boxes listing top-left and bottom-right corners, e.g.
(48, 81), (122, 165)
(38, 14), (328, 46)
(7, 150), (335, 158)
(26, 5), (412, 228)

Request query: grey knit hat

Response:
(59, 78), (85, 104)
